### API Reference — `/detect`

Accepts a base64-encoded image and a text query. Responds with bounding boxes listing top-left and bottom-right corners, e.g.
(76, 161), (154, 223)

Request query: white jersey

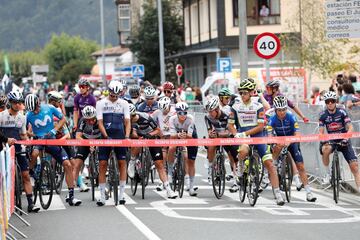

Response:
(230, 98), (265, 130)
(169, 114), (196, 136)
(220, 104), (232, 115)
(151, 107), (176, 136)
(0, 110), (26, 139)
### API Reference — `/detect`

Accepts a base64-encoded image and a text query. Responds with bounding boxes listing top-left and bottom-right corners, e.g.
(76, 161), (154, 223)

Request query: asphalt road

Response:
(9, 152), (360, 240)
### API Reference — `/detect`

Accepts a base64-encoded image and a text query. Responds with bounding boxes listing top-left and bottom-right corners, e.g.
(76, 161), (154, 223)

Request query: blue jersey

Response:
(26, 104), (63, 138)
(267, 112), (299, 136)
(319, 108), (351, 134)
(137, 101), (159, 114)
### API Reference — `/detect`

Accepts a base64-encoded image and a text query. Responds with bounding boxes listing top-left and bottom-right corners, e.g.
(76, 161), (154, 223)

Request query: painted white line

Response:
(116, 206), (161, 240)
(94, 190), (137, 205)
(40, 194), (66, 211)
(154, 189), (208, 204)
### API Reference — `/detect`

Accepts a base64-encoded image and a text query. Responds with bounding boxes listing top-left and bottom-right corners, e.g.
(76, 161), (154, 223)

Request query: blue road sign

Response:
(132, 64), (145, 78)
(216, 58), (232, 73)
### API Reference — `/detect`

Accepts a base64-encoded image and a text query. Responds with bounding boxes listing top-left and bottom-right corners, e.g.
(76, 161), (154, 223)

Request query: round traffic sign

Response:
(253, 32), (281, 59)
(176, 64), (183, 77)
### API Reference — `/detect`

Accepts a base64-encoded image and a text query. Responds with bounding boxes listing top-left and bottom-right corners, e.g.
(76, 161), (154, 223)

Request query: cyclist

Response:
(0, 91), (40, 213)
(0, 95), (8, 112)
(168, 102), (198, 196)
(127, 104), (178, 199)
(96, 81), (130, 206)
(319, 91), (360, 192)
(25, 94), (81, 206)
(137, 86), (158, 114)
(204, 97), (239, 192)
(264, 79), (309, 122)
(151, 97), (176, 190)
(228, 79), (285, 206)
(267, 96), (317, 202)
(73, 105), (102, 194)
(129, 85), (144, 107)
(73, 78), (96, 131)
(161, 81), (180, 104)
(118, 79), (132, 102)
(218, 87), (233, 115)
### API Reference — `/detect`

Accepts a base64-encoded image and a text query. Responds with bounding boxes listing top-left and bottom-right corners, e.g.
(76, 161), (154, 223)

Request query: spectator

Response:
(311, 86), (320, 104)
(184, 87), (195, 102)
(194, 87), (202, 103)
(340, 83), (360, 109)
(259, 4), (269, 17)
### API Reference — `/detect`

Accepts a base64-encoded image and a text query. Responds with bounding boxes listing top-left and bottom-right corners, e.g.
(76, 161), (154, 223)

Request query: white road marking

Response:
(94, 190), (137, 205)
(116, 205), (161, 240)
(40, 194), (66, 211)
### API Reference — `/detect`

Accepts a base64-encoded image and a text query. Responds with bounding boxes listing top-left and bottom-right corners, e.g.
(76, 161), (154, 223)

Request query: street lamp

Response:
(100, 0), (107, 87)
(157, 0), (166, 85)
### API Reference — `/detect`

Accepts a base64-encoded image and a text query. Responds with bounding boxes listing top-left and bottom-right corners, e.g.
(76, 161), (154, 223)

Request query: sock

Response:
(325, 165), (330, 174)
(274, 187), (280, 194)
(99, 183), (106, 199)
(189, 176), (195, 190)
(163, 181), (171, 190)
(68, 188), (74, 199)
(304, 185), (311, 194)
(167, 163), (174, 175)
(26, 194), (33, 206)
(119, 181), (126, 200)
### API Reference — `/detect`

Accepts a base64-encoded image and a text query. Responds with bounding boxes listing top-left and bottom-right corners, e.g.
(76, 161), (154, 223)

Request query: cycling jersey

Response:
(132, 112), (158, 136)
(205, 110), (229, 134)
(96, 97), (130, 138)
(229, 98), (265, 136)
(120, 95), (132, 104)
(0, 109), (26, 139)
(74, 93), (96, 118)
(26, 104), (63, 138)
(267, 112), (300, 136)
(137, 101), (159, 114)
(263, 92), (295, 109)
(77, 118), (102, 139)
(219, 105), (232, 115)
(151, 107), (176, 136)
(169, 114), (197, 137)
(319, 108), (351, 134)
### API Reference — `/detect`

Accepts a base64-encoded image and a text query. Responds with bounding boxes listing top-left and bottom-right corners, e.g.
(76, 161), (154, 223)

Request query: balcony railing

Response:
(234, 15), (281, 26)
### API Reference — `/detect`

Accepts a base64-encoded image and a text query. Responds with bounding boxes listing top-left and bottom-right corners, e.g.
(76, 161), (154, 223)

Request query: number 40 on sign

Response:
(253, 32), (281, 59)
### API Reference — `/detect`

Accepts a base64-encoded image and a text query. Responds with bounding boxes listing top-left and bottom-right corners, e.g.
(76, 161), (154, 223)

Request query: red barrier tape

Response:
(15, 132), (360, 147)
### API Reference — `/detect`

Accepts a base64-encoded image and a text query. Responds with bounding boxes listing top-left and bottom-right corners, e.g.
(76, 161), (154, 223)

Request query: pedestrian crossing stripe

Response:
(132, 64), (144, 78)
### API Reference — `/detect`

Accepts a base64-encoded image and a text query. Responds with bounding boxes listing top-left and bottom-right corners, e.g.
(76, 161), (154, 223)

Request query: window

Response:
(118, 4), (131, 31)
(233, 0), (281, 26)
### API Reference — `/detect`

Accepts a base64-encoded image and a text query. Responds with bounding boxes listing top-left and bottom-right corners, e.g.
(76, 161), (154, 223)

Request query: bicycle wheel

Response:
(150, 160), (156, 184)
(110, 155), (119, 205)
(212, 153), (225, 199)
(176, 154), (185, 198)
(145, 149), (151, 186)
(247, 154), (260, 206)
(54, 161), (64, 195)
(89, 153), (99, 201)
(140, 148), (146, 199)
(39, 161), (54, 210)
(283, 154), (293, 203)
(238, 173), (247, 203)
(332, 151), (340, 204)
(15, 164), (23, 211)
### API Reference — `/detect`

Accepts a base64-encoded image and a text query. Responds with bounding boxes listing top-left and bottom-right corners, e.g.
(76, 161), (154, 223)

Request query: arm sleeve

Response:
(123, 101), (130, 119)
(51, 105), (64, 119)
(204, 115), (212, 130)
(169, 117), (177, 135)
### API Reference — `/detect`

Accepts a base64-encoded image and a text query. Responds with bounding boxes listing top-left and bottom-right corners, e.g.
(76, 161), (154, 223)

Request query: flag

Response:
(1, 74), (9, 93)
(3, 55), (11, 76)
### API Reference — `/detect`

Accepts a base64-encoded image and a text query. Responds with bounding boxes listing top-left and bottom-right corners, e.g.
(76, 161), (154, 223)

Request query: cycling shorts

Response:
(273, 143), (303, 163)
(149, 147), (163, 161)
(75, 146), (91, 161)
(98, 146), (127, 161)
(15, 144), (28, 172)
(187, 146), (198, 161)
(224, 145), (239, 161)
(320, 140), (357, 163)
(34, 145), (69, 164)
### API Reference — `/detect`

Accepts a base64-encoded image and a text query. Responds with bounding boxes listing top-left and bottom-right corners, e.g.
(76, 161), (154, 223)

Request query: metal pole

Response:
(157, 0), (166, 85)
(100, 0), (107, 87)
(239, 0), (248, 80)
(265, 60), (270, 83)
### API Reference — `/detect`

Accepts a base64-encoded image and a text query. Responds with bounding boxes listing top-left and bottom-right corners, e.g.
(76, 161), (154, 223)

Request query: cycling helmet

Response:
(238, 79), (256, 91)
(218, 87), (232, 97)
(273, 96), (288, 109)
(0, 95), (8, 107)
(144, 86), (156, 98)
(25, 94), (40, 112)
(175, 102), (189, 111)
(119, 79), (127, 88)
(205, 97), (220, 112)
(102, 89), (109, 97)
(266, 79), (281, 88)
(78, 78), (91, 87)
(129, 85), (140, 98)
(48, 91), (63, 102)
(93, 90), (101, 98)
(158, 97), (171, 111)
(323, 91), (337, 101)
(7, 91), (24, 102)
(163, 81), (174, 90)
(129, 103), (137, 115)
(108, 81), (123, 95)
(82, 105), (97, 119)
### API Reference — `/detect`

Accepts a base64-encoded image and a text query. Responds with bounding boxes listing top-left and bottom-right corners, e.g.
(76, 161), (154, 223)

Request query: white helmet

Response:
(82, 105), (97, 119)
(93, 90), (101, 98)
(205, 97), (220, 112)
(129, 103), (137, 114)
(108, 81), (124, 94)
(48, 91), (63, 102)
(144, 86), (156, 98)
(158, 97), (171, 111)
(175, 102), (189, 111)
(7, 91), (24, 102)
(323, 91), (337, 101)
(273, 96), (288, 109)
(25, 94), (39, 112)
(266, 79), (281, 88)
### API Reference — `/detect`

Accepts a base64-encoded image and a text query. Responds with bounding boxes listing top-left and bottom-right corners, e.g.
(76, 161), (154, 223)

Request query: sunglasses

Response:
(276, 108), (287, 112)
(109, 93), (119, 98)
(79, 85), (88, 89)
(11, 101), (23, 104)
(164, 90), (172, 94)
(220, 96), (230, 100)
(325, 99), (336, 104)
(146, 97), (155, 100)
(238, 91), (250, 96)
(85, 118), (96, 123)
(177, 111), (187, 116)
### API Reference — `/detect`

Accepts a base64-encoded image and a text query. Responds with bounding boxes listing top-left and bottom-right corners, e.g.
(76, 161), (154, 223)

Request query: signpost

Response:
(131, 64), (145, 78)
(253, 32), (281, 83)
(325, 0), (360, 39)
(216, 58), (232, 82)
(176, 64), (183, 86)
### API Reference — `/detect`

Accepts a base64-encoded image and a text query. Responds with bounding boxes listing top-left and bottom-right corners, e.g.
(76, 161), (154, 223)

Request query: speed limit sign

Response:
(253, 32), (281, 59)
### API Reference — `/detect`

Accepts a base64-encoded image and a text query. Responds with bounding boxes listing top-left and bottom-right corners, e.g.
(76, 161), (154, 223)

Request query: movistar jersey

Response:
(26, 104), (63, 137)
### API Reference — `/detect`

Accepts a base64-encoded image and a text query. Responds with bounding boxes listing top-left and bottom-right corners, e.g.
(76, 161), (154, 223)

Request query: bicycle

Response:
(14, 161), (23, 213)
(211, 145), (226, 199)
(53, 160), (64, 195)
(107, 150), (119, 205)
(130, 146), (150, 199)
(238, 145), (261, 206)
(330, 141), (347, 204)
(88, 146), (99, 201)
(275, 146), (293, 203)
(171, 146), (185, 198)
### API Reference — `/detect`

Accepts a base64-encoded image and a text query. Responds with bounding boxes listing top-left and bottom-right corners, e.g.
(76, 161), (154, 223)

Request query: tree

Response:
(280, 0), (359, 80)
(130, 0), (184, 85)
(44, 33), (99, 83)
(56, 59), (95, 84)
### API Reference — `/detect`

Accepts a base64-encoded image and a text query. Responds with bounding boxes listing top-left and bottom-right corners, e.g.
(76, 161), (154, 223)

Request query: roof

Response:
(91, 46), (130, 57)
